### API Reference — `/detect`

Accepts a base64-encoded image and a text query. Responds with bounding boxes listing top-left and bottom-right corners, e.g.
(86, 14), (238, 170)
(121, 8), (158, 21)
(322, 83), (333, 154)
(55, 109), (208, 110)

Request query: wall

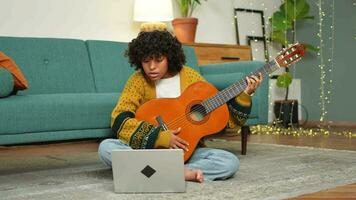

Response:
(193, 0), (280, 45)
(295, 0), (356, 122)
(0, 0), (140, 41)
(0, 0), (279, 43)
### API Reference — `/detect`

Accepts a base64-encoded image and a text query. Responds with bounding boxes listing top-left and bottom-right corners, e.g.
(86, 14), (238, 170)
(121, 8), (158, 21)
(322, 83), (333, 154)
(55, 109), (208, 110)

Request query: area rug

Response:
(1, 141), (355, 200)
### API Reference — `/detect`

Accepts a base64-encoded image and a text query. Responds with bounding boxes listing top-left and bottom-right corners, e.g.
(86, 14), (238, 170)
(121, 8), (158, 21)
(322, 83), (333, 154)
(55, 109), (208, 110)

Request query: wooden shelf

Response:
(184, 42), (252, 65)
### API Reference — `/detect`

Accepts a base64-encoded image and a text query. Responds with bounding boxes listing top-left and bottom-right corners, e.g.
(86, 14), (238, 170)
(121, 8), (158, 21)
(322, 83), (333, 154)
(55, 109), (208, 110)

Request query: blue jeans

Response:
(98, 139), (239, 181)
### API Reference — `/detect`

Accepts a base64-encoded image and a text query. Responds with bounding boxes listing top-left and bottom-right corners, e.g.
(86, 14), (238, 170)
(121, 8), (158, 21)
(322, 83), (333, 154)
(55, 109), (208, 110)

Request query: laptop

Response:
(111, 149), (186, 193)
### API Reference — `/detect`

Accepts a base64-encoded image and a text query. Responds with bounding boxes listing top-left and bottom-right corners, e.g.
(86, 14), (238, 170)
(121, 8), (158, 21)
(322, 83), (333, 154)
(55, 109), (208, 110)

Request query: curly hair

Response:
(125, 30), (186, 76)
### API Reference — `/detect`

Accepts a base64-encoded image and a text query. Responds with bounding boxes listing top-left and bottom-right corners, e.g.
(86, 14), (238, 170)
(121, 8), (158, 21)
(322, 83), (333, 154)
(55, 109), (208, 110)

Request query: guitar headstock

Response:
(275, 43), (305, 68)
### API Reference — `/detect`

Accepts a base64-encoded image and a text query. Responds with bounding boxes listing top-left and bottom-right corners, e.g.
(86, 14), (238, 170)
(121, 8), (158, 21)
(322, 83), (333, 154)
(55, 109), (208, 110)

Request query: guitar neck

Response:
(202, 59), (280, 113)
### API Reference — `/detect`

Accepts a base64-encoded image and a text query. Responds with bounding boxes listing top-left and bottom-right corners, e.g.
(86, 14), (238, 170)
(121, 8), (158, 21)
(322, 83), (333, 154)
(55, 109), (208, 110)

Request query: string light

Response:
(329, 0), (335, 107)
(317, 0), (326, 122)
(354, 0), (356, 40)
(250, 125), (356, 138)
(317, 0), (334, 126)
(258, 1), (275, 121)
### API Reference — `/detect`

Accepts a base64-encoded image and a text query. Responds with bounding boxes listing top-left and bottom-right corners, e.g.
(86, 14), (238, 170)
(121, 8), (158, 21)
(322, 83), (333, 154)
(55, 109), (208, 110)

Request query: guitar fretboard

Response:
(202, 59), (280, 113)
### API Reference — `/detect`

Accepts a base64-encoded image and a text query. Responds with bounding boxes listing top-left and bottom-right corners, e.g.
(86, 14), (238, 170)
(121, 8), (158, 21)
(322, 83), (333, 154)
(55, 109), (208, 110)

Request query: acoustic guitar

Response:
(136, 43), (306, 162)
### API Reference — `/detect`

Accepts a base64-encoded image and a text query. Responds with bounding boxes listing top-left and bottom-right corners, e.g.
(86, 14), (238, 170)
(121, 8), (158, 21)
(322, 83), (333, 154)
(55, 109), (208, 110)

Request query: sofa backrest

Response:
(182, 45), (200, 72)
(86, 40), (134, 93)
(0, 37), (96, 94)
(86, 40), (200, 93)
(0, 37), (200, 95)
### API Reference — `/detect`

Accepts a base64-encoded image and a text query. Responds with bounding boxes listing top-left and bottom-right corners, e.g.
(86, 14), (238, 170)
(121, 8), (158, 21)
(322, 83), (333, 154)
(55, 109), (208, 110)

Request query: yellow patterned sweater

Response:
(111, 66), (252, 149)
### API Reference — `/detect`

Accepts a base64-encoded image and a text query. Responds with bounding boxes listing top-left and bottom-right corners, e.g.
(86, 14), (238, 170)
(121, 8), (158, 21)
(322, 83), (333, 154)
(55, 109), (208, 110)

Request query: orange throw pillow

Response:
(0, 51), (28, 91)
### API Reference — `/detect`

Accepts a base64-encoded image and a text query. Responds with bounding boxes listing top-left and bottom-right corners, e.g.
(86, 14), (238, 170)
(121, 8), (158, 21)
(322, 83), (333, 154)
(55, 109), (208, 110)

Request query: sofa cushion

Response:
(0, 37), (96, 94)
(0, 51), (28, 91)
(86, 40), (135, 93)
(0, 93), (119, 135)
(0, 68), (14, 97)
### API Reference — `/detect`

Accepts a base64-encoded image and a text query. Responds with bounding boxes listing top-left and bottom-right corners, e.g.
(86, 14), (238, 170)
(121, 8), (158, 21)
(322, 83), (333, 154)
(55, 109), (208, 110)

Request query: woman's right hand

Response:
(168, 127), (189, 151)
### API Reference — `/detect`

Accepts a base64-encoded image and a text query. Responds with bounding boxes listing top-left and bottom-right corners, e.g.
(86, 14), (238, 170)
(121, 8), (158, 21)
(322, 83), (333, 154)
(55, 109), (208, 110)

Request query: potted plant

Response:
(269, 0), (318, 127)
(172, 0), (207, 43)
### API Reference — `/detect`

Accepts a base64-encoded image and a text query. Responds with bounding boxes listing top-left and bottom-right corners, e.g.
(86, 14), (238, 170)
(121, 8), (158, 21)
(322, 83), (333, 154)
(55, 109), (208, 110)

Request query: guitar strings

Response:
(163, 82), (243, 128)
(162, 62), (278, 129)
(161, 50), (301, 130)
(162, 82), (248, 130)
(161, 71), (267, 129)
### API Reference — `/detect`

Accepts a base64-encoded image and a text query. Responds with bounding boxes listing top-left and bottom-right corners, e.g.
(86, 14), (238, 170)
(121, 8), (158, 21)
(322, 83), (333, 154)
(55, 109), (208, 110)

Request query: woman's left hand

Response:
(244, 72), (263, 95)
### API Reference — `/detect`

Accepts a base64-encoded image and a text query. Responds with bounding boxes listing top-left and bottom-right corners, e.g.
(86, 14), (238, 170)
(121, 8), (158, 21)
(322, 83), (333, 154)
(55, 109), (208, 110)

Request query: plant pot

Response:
(172, 17), (198, 43)
(274, 100), (299, 128)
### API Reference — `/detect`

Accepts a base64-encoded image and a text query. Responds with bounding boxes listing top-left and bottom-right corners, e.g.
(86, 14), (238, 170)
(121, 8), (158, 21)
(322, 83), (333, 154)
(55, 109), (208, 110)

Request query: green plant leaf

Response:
(280, 0), (311, 22)
(177, 0), (206, 17)
(276, 72), (293, 88)
(295, 0), (310, 20)
(280, 0), (295, 22)
(270, 11), (292, 32)
(271, 31), (289, 46)
(177, 0), (189, 17)
(303, 43), (319, 52)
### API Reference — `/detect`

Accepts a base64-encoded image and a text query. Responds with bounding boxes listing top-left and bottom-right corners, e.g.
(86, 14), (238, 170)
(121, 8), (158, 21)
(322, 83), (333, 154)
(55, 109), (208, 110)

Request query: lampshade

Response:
(134, 0), (173, 22)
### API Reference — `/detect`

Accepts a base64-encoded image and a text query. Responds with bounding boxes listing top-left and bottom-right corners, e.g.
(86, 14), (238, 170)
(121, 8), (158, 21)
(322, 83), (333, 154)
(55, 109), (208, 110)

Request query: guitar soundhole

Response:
(189, 104), (207, 122)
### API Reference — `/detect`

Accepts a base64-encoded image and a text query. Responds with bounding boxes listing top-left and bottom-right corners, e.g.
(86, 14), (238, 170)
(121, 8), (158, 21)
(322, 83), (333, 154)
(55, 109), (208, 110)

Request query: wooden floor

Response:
(1, 128), (355, 199)
(288, 183), (356, 200)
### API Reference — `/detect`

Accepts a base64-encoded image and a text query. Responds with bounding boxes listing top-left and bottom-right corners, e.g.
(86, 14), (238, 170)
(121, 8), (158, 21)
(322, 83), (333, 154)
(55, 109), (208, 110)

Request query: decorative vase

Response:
(172, 17), (198, 43)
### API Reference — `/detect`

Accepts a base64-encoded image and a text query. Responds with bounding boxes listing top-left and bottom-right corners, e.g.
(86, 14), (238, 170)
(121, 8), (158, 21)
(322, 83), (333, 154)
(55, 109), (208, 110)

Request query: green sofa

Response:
(0, 36), (268, 146)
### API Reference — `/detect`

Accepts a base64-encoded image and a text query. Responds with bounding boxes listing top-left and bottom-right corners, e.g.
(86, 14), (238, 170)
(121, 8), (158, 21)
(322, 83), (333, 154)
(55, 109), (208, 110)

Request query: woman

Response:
(98, 30), (263, 182)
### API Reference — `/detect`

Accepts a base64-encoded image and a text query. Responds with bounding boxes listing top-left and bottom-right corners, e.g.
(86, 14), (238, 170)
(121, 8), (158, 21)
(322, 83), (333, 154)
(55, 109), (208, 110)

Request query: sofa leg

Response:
(241, 126), (250, 155)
